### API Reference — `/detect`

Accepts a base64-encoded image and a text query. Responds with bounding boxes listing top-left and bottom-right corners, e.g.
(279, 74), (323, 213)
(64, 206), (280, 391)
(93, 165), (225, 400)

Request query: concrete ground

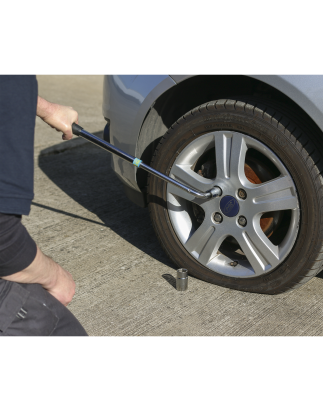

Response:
(24, 75), (323, 336)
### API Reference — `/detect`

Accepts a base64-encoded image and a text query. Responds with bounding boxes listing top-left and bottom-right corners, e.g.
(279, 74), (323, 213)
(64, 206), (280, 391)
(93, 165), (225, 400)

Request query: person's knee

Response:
(20, 283), (87, 336)
(0, 283), (87, 336)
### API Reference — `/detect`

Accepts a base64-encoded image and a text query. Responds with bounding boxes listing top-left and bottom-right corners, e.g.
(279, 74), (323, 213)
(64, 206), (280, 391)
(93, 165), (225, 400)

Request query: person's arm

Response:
(2, 245), (75, 306)
(37, 96), (78, 140)
(0, 97), (80, 306)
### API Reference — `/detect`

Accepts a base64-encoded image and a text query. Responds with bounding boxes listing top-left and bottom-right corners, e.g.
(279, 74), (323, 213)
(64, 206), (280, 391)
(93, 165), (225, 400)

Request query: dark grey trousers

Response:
(0, 280), (88, 336)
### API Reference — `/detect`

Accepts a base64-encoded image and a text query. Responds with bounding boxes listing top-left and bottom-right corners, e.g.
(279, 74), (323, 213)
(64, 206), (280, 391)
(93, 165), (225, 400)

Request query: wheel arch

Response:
(136, 75), (323, 194)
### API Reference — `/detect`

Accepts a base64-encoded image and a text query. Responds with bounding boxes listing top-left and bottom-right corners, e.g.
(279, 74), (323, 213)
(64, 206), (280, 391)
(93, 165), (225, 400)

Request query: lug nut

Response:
(238, 189), (247, 200)
(230, 261), (238, 267)
(238, 216), (247, 227)
(213, 212), (223, 223)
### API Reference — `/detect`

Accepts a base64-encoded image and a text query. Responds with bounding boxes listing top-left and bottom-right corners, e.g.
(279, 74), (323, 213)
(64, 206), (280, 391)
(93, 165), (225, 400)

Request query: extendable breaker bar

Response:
(72, 123), (222, 200)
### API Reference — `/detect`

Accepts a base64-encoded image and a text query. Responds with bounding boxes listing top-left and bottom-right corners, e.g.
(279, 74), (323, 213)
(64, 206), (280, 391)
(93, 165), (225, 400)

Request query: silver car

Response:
(102, 75), (323, 294)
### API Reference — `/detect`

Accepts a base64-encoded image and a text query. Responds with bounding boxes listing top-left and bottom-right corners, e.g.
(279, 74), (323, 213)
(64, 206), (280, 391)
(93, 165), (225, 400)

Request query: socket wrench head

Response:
(176, 268), (188, 291)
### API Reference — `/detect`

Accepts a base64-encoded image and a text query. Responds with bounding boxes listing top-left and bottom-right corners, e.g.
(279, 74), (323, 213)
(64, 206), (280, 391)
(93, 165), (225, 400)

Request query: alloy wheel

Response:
(166, 131), (300, 278)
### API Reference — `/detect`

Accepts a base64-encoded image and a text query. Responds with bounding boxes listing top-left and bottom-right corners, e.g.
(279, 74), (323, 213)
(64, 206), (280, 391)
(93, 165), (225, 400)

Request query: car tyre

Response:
(147, 99), (323, 294)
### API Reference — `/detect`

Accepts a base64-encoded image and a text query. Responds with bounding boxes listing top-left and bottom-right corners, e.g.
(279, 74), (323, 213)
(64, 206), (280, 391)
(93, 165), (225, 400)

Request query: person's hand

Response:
(37, 96), (79, 140)
(45, 264), (76, 306)
(43, 104), (78, 141)
(2, 246), (76, 306)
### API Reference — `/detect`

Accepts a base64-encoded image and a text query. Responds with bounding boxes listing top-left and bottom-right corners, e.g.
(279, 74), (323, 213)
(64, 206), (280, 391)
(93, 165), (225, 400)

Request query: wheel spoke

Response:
(251, 175), (298, 213)
(167, 180), (211, 206)
(236, 223), (280, 275)
(171, 164), (215, 192)
(198, 228), (228, 265)
(214, 132), (232, 180)
(215, 132), (247, 181)
(185, 221), (227, 265)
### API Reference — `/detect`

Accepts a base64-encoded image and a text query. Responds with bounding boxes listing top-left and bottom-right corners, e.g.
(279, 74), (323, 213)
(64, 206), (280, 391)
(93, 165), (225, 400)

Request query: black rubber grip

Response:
(72, 123), (84, 136)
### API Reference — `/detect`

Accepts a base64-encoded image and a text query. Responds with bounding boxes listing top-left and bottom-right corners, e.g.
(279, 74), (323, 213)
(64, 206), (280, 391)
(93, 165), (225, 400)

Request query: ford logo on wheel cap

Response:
(220, 196), (240, 217)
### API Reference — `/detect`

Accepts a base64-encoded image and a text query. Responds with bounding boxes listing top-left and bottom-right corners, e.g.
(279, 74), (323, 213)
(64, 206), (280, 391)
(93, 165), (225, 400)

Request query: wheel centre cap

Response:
(220, 195), (240, 217)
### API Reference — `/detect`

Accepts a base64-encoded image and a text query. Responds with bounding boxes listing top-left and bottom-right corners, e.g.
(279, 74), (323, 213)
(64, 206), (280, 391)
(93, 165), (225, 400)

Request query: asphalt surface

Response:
(24, 75), (323, 336)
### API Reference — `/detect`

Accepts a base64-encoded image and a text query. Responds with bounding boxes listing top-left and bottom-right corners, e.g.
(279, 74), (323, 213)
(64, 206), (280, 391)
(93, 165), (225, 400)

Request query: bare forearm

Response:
(1, 246), (76, 306)
(1, 246), (58, 289)
(37, 96), (57, 120)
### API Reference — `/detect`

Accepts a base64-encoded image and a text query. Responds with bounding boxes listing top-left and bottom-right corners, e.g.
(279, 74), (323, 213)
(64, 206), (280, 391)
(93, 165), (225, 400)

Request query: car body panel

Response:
(103, 75), (323, 195)
(170, 74), (198, 84)
(102, 75), (176, 189)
